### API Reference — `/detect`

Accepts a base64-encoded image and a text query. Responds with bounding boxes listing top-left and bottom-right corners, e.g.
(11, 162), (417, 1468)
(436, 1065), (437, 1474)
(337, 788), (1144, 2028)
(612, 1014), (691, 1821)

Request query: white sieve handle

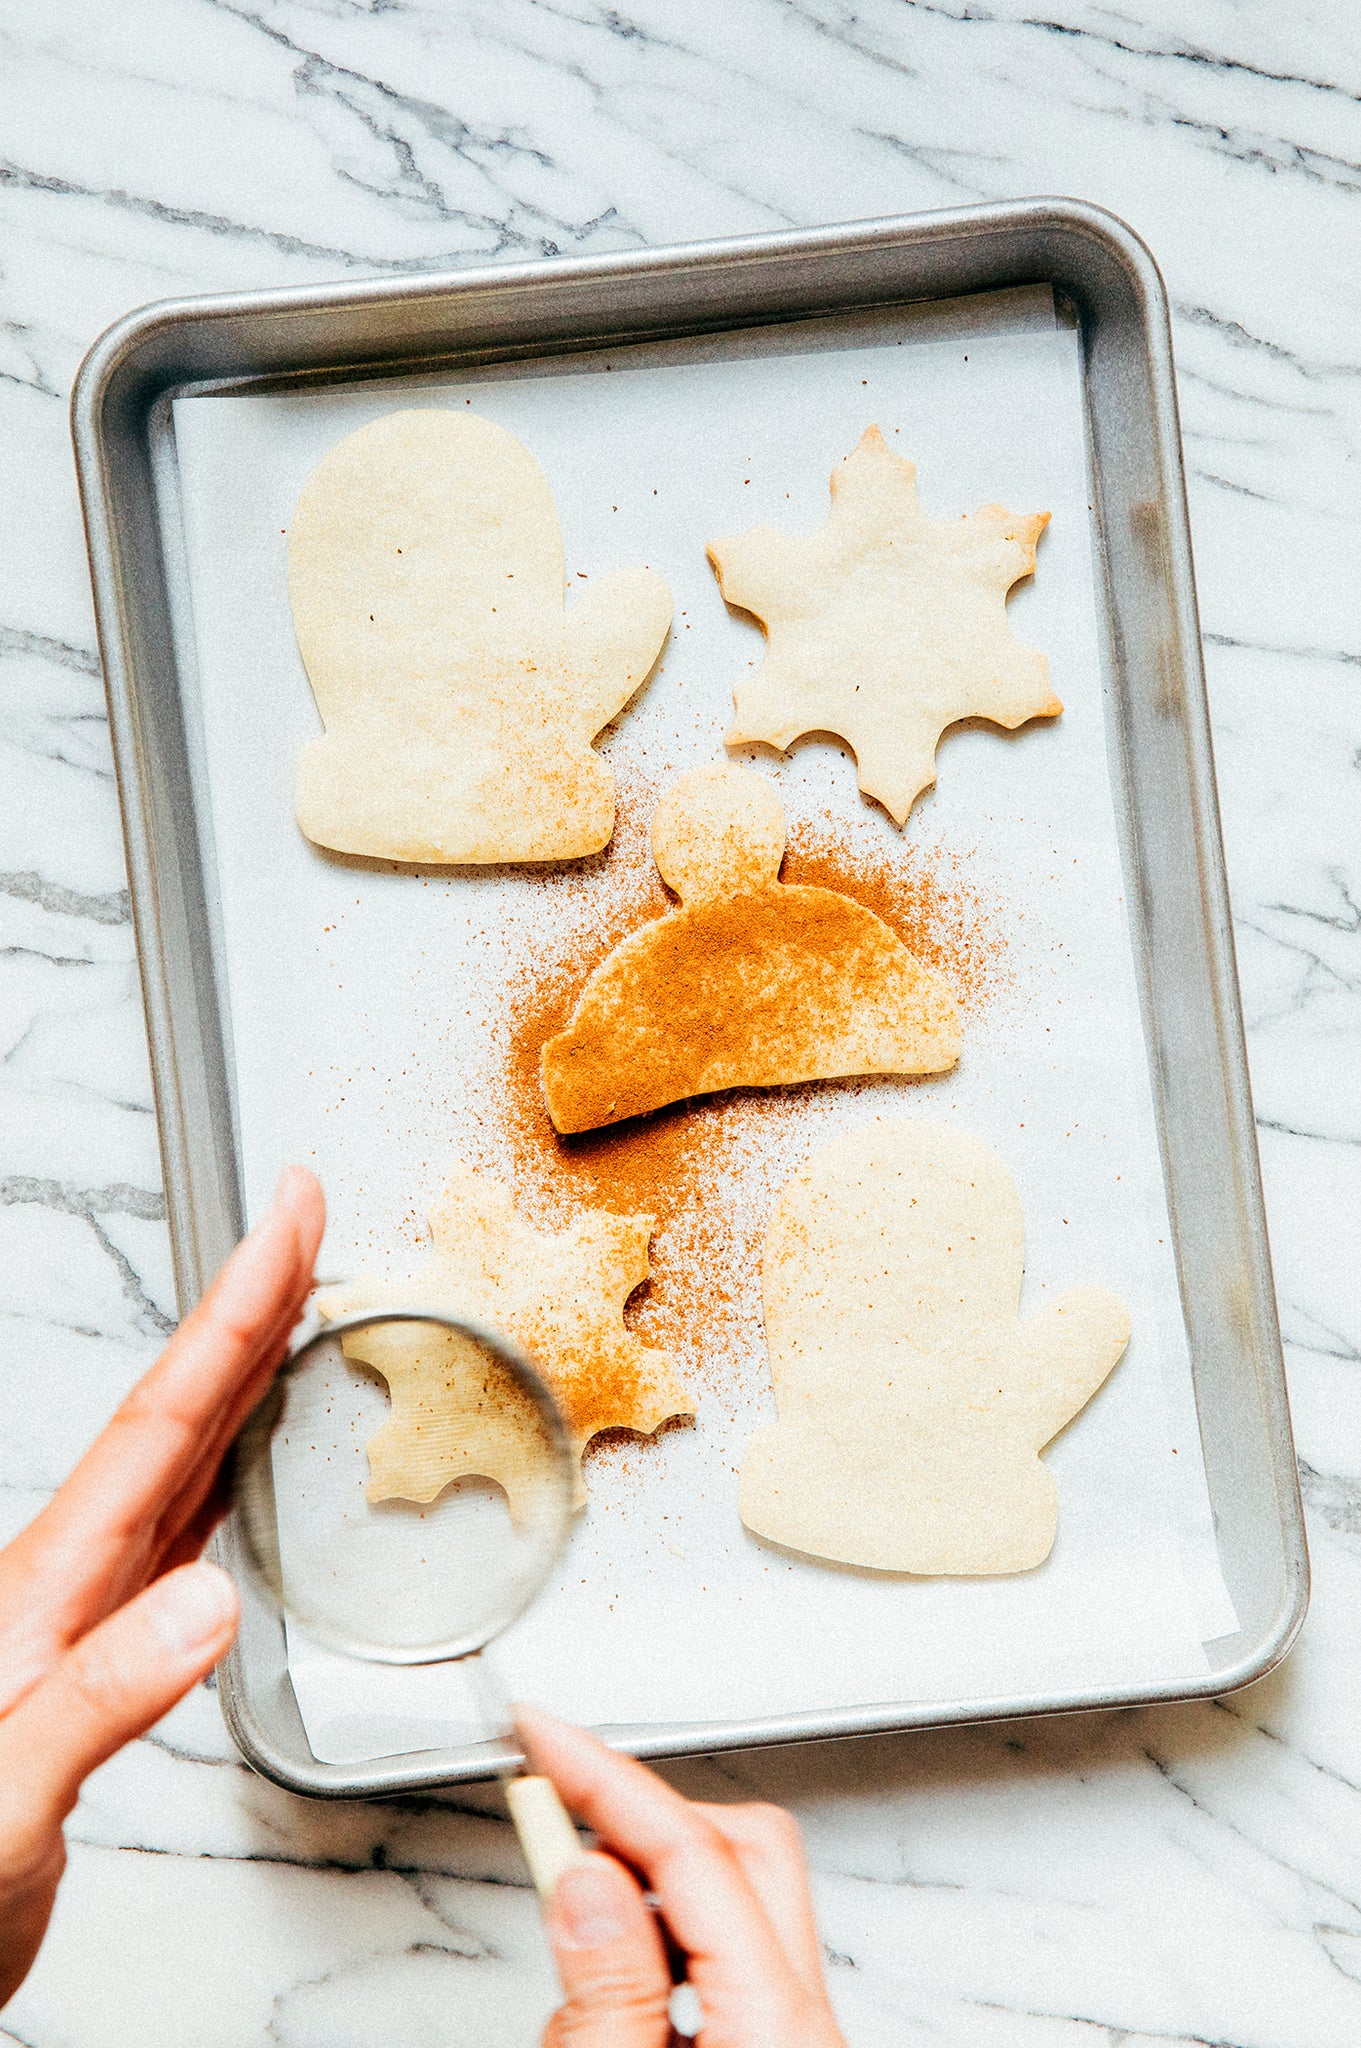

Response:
(505, 1773), (585, 1900)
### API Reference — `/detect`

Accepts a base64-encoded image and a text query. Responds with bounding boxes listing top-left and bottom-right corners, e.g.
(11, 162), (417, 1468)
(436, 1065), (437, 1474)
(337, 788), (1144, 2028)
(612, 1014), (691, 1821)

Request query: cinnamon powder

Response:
(781, 818), (1014, 1015)
(475, 774), (1016, 1448)
(540, 882), (961, 1133)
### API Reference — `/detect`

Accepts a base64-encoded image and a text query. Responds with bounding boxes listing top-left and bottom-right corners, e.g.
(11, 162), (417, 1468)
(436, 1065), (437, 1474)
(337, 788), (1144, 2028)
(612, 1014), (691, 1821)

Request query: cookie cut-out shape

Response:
(708, 426), (1059, 825)
(290, 409), (672, 863)
(318, 1167), (691, 1509)
(539, 764), (962, 1134)
(315, 1318), (563, 1529)
(739, 1120), (1131, 1574)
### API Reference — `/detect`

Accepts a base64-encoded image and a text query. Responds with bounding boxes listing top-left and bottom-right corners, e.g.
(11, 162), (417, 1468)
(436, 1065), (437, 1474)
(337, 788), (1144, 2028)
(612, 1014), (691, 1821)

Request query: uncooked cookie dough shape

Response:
(317, 1166), (692, 1511)
(708, 426), (1059, 826)
(289, 409), (672, 862)
(539, 763), (962, 1134)
(739, 1119), (1131, 1574)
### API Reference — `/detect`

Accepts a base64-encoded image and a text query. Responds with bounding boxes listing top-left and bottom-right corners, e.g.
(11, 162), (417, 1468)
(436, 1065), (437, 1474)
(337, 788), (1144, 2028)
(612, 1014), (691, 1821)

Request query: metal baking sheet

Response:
(73, 201), (1307, 1797)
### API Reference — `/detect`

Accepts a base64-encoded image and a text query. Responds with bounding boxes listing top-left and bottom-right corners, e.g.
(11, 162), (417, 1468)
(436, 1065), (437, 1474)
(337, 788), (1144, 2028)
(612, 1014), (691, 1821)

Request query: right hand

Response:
(515, 1704), (847, 2047)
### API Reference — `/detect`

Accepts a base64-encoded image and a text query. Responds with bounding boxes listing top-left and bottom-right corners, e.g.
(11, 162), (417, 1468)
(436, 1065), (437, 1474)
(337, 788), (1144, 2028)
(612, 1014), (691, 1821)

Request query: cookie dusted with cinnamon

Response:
(540, 764), (962, 1133)
(317, 1166), (692, 1509)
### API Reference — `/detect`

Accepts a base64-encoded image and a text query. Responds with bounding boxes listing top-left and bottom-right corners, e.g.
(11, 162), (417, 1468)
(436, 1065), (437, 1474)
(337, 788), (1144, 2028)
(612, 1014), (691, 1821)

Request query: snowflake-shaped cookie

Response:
(709, 426), (1058, 825)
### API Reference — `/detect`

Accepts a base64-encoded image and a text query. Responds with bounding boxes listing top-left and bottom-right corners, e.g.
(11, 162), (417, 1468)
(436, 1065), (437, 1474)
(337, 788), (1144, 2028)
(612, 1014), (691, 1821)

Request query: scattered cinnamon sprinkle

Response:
(781, 819), (1012, 1015)
(472, 769), (1018, 1463)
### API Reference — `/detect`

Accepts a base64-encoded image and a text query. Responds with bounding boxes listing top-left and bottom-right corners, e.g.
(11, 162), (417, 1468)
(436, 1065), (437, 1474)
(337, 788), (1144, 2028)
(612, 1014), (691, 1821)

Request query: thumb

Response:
(0, 1562), (238, 1822)
(544, 1852), (672, 2047)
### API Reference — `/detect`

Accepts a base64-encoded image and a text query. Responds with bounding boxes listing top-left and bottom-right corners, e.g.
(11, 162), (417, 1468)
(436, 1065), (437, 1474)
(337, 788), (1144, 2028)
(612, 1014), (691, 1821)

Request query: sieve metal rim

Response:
(232, 1305), (577, 1665)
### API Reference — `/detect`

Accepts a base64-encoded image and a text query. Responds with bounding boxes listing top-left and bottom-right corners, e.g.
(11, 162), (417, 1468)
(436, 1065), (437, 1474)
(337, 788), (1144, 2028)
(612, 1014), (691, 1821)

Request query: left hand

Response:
(0, 1165), (324, 2006)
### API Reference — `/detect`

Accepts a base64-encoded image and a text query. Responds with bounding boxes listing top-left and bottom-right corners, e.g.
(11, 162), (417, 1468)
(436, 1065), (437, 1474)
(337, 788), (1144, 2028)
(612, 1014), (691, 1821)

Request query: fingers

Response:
(0, 1829), (64, 2008)
(542, 1852), (671, 2048)
(0, 1169), (323, 1705)
(518, 1708), (848, 2045)
(0, 1569), (234, 2003)
(514, 1706), (794, 1997)
(150, 1462), (235, 1580)
(130, 1164), (326, 1432)
(0, 1563), (238, 1825)
(691, 1800), (829, 2000)
(44, 1165), (319, 1556)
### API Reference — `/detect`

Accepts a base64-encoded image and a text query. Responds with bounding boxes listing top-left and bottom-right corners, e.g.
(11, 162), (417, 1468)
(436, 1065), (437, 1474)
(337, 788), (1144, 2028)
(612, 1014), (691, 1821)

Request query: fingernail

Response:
(146, 1563), (238, 1656)
(552, 1858), (631, 1949)
(510, 1700), (554, 1754)
(265, 1164), (307, 1217)
(231, 1168), (310, 1259)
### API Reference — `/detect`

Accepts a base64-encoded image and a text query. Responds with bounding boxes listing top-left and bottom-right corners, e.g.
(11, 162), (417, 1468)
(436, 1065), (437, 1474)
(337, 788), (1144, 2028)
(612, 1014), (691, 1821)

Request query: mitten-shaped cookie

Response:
(739, 1120), (1130, 1573)
(317, 1165), (691, 1510)
(709, 426), (1058, 826)
(540, 763), (961, 1132)
(290, 409), (671, 862)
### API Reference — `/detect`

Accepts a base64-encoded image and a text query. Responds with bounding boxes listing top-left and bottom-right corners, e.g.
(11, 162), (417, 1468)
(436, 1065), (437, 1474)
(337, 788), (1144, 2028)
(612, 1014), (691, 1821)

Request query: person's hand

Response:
(0, 1165), (324, 2007)
(515, 1704), (847, 2047)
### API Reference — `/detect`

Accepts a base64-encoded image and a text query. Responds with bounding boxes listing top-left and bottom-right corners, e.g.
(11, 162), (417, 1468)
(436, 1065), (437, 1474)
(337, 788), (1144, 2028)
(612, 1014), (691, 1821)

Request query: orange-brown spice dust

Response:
(486, 773), (1015, 1457)
(539, 884), (962, 1134)
(780, 819), (1013, 1016)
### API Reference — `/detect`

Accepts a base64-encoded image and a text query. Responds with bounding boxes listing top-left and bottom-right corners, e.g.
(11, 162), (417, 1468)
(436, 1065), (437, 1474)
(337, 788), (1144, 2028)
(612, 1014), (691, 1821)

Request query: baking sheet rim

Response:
(71, 199), (1307, 1794)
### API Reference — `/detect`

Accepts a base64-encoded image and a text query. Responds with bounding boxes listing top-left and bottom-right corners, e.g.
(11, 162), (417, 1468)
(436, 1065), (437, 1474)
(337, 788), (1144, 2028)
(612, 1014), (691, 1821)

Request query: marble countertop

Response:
(2, 3), (1359, 2042)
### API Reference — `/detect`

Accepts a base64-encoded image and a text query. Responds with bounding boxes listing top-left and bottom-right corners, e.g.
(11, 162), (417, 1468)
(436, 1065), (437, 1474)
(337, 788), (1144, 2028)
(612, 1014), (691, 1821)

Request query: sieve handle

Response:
(505, 1773), (584, 1900)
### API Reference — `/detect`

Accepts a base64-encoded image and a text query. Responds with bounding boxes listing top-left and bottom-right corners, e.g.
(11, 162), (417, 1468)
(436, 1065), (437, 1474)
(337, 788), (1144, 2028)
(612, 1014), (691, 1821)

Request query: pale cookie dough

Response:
(739, 1119), (1131, 1574)
(310, 1318), (564, 1529)
(289, 409), (672, 862)
(318, 1166), (692, 1510)
(539, 763), (962, 1133)
(708, 426), (1059, 826)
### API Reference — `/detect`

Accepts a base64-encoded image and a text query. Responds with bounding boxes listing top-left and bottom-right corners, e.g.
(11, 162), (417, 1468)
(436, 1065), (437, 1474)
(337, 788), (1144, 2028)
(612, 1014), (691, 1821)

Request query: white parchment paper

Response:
(173, 285), (1237, 1765)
